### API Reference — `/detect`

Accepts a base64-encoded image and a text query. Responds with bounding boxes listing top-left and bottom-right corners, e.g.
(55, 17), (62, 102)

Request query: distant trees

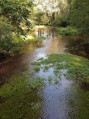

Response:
(34, 0), (69, 26)
(0, 0), (89, 55)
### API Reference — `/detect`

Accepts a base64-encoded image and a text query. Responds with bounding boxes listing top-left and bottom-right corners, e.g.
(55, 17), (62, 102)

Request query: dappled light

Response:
(0, 0), (89, 119)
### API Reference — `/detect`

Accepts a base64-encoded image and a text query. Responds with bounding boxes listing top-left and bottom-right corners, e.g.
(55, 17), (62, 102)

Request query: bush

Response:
(69, 0), (89, 34)
(58, 26), (79, 35)
(0, 19), (31, 55)
(52, 14), (68, 27)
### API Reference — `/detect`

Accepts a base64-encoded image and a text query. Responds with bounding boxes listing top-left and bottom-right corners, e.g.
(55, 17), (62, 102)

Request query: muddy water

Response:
(0, 27), (89, 119)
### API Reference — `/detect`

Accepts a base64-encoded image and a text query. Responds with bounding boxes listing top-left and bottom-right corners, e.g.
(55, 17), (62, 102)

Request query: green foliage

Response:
(34, 12), (44, 25)
(0, 19), (32, 54)
(43, 65), (50, 72)
(29, 77), (45, 89)
(52, 14), (68, 27)
(69, 0), (89, 33)
(31, 54), (89, 84)
(58, 26), (79, 35)
(48, 76), (52, 83)
(54, 79), (59, 84)
(34, 66), (40, 72)
(0, 72), (45, 119)
(0, 0), (33, 34)
(0, 0), (34, 55)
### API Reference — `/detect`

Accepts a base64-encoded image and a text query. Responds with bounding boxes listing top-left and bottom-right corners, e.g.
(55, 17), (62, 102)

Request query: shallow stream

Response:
(0, 27), (89, 119)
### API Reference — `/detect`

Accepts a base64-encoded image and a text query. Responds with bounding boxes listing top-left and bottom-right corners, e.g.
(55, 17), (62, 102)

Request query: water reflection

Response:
(0, 27), (89, 119)
(0, 28), (89, 82)
(63, 36), (89, 58)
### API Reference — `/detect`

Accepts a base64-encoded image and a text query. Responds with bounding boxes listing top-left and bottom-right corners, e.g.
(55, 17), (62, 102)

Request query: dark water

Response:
(0, 27), (89, 119)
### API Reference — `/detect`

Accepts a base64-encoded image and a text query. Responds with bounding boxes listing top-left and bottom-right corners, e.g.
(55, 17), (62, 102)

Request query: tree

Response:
(69, 0), (89, 33)
(0, 0), (34, 54)
(0, 0), (33, 34)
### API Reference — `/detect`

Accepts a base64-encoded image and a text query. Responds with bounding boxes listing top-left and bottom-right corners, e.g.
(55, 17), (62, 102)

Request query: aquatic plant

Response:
(34, 66), (40, 72)
(31, 54), (89, 84)
(0, 72), (45, 119)
(48, 76), (53, 83)
(43, 65), (50, 72)
(54, 79), (59, 84)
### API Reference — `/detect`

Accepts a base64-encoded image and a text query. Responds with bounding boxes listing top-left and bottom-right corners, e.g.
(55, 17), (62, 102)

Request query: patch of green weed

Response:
(34, 66), (40, 72)
(31, 54), (89, 84)
(0, 72), (45, 119)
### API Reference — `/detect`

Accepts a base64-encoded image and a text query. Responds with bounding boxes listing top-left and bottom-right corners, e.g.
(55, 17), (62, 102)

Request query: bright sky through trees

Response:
(34, 0), (68, 13)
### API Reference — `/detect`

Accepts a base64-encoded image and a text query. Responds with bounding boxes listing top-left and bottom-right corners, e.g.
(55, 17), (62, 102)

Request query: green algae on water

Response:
(31, 54), (89, 84)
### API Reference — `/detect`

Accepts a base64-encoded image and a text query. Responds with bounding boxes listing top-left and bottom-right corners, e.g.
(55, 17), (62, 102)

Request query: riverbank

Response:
(0, 54), (89, 119)
(0, 27), (89, 119)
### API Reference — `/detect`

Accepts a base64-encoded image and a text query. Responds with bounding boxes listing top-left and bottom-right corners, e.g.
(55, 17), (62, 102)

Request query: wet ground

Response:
(0, 27), (89, 119)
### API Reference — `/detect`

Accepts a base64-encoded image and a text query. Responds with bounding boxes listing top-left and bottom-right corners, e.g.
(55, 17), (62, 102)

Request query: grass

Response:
(29, 77), (45, 89)
(0, 72), (45, 119)
(54, 79), (59, 84)
(43, 65), (50, 72)
(31, 54), (89, 84)
(48, 76), (53, 83)
(58, 26), (79, 36)
(0, 54), (89, 118)
(34, 66), (40, 72)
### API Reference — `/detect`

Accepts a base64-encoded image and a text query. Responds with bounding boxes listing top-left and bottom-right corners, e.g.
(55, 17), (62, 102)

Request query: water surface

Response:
(0, 27), (89, 119)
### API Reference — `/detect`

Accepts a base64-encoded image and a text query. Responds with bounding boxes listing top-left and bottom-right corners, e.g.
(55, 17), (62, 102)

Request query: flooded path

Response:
(0, 27), (89, 80)
(0, 27), (89, 119)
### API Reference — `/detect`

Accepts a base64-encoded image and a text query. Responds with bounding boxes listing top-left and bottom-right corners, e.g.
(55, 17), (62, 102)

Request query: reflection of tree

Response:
(38, 29), (42, 37)
(37, 28), (56, 39)
(64, 36), (89, 57)
(65, 84), (89, 119)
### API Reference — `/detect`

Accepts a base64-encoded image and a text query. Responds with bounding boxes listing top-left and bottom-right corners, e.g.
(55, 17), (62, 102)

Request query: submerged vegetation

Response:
(0, 0), (89, 118)
(0, 72), (45, 119)
(0, 54), (89, 118)
(31, 54), (89, 85)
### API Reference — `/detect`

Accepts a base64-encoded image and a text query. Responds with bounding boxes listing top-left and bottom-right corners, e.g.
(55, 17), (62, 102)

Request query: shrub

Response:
(69, 0), (89, 34)
(58, 26), (79, 35)
(52, 14), (68, 27)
